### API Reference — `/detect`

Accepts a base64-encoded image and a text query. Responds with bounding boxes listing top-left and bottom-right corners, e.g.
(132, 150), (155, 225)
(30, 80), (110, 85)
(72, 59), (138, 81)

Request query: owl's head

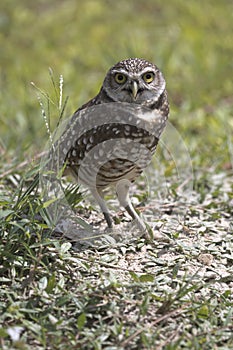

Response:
(102, 58), (166, 105)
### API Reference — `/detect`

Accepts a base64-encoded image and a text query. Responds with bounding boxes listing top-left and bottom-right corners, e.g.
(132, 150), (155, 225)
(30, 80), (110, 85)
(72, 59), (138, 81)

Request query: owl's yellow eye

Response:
(114, 73), (127, 84)
(142, 72), (155, 83)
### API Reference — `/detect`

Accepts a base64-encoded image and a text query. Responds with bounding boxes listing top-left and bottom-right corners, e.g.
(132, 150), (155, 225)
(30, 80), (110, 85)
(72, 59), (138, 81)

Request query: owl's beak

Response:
(131, 81), (138, 100)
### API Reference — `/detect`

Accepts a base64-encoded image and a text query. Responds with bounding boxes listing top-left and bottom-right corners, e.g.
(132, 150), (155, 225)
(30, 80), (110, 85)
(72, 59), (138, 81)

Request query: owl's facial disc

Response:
(105, 65), (165, 104)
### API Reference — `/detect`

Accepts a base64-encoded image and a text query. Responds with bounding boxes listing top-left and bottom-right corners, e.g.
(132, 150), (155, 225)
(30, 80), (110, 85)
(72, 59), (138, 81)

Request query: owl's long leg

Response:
(116, 179), (146, 232)
(90, 188), (113, 228)
(68, 167), (113, 228)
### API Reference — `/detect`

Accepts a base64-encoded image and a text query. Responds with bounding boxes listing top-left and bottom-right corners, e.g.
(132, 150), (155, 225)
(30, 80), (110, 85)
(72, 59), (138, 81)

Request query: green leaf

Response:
(139, 274), (154, 283)
(129, 271), (140, 282)
(0, 210), (14, 219)
(129, 272), (154, 283)
(42, 198), (59, 208)
(197, 305), (209, 318)
(0, 328), (8, 338)
(60, 242), (72, 254)
(77, 313), (86, 330)
(46, 274), (56, 293)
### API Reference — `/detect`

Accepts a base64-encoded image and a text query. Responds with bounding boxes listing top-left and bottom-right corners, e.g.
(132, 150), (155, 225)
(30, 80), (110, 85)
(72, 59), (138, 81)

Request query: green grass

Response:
(0, 0), (233, 349)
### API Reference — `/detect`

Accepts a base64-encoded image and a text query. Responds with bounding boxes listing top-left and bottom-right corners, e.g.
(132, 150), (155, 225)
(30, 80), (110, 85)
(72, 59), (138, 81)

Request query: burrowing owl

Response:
(56, 58), (169, 232)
